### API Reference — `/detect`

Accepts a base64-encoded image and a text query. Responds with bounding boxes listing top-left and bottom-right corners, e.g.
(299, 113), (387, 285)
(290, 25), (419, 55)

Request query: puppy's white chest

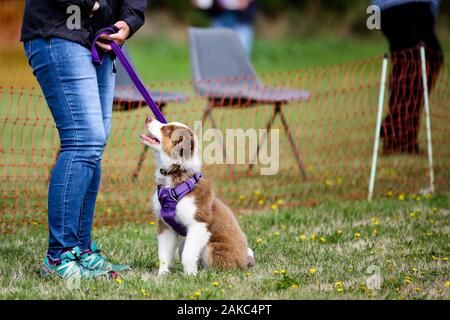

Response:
(152, 192), (197, 228)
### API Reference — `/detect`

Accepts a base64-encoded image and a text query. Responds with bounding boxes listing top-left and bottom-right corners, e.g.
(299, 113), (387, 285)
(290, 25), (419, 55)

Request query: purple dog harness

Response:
(157, 172), (203, 236)
(92, 27), (203, 236)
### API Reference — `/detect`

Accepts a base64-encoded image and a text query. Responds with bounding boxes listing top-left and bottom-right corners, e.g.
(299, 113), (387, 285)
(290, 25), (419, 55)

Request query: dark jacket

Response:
(21, 0), (147, 48)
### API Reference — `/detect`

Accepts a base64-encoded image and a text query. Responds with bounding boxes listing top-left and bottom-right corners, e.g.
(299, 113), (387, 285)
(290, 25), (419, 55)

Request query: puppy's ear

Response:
(171, 127), (195, 160)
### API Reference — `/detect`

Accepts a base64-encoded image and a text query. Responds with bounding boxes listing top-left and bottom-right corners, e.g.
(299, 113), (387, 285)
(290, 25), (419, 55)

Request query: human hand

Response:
(96, 21), (131, 51)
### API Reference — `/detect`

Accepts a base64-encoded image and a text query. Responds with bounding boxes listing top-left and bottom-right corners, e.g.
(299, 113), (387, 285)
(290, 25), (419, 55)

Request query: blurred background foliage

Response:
(146, 0), (450, 39)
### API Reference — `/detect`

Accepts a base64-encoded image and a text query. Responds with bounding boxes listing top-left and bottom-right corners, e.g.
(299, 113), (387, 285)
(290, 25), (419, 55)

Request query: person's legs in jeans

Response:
(78, 56), (115, 251)
(24, 38), (109, 260)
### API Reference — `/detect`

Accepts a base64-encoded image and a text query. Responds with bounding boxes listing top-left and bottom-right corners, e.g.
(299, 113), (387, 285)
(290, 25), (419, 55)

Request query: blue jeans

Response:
(24, 38), (115, 260)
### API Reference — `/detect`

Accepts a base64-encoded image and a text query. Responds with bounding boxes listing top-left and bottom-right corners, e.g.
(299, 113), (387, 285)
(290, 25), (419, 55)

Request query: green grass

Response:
(0, 195), (448, 300)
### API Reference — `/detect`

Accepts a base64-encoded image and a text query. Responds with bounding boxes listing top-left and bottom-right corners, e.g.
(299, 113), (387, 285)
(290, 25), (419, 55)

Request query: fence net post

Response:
(420, 45), (435, 193)
(368, 54), (389, 202)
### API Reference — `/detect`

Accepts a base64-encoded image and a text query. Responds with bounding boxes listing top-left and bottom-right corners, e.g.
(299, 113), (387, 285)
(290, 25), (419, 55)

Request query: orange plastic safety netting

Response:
(0, 47), (448, 233)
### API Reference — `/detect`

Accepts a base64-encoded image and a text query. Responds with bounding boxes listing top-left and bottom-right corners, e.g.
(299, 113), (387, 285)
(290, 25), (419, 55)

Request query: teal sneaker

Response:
(80, 241), (131, 273)
(40, 246), (108, 280)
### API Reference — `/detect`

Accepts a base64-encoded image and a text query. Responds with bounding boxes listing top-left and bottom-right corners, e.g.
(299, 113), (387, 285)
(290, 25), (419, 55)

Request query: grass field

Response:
(1, 36), (449, 300)
(0, 194), (448, 299)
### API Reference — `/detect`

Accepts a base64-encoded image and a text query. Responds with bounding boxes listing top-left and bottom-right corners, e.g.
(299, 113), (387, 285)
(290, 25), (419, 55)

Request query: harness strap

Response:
(91, 26), (168, 124)
(172, 172), (203, 199)
(157, 172), (203, 236)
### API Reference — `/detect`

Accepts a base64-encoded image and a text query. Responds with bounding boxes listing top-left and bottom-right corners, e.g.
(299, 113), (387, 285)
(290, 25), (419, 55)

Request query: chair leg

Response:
(201, 100), (236, 180)
(278, 103), (307, 181)
(133, 103), (167, 179)
(248, 103), (280, 171)
(133, 145), (149, 179)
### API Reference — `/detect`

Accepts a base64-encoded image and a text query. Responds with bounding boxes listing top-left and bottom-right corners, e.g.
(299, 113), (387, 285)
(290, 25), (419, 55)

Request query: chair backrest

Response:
(188, 27), (259, 93)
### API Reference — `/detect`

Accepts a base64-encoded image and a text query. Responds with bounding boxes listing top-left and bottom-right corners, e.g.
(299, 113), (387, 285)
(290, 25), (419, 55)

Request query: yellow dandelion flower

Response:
(245, 272), (252, 276)
(337, 230), (343, 235)
(148, 221), (156, 225)
(239, 195), (246, 201)
(320, 236), (326, 243)
(276, 199), (285, 205)
(412, 267), (418, 272)
(432, 207), (438, 213)
(336, 287), (344, 292)
(141, 289), (150, 297)
(212, 281), (220, 287)
(253, 190), (261, 197)
(386, 190), (393, 197)
(325, 179), (333, 187)
(426, 231), (433, 237)
(443, 257), (448, 262)
(273, 269), (280, 274)
(115, 278), (123, 284)
(354, 233), (361, 238)
(281, 269), (286, 274)
(255, 238), (263, 244)
(371, 217), (380, 225)
(274, 231), (280, 237)
(432, 255), (439, 261)
(405, 276), (412, 284)
(445, 281), (450, 288)
(398, 194), (405, 201)
(258, 199), (265, 205)
(271, 204), (278, 210)
(416, 196), (421, 201)
(299, 234), (307, 241)
(309, 268), (317, 274)
(291, 284), (299, 289)
(414, 287), (422, 292)
(310, 234), (316, 240)
(335, 281), (343, 287)
(372, 229), (379, 235)
(193, 291), (201, 297)
(410, 212), (416, 218)
(106, 207), (112, 214)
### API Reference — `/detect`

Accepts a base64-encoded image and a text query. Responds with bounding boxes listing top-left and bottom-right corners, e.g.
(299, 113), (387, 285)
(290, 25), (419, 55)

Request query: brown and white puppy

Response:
(140, 116), (254, 276)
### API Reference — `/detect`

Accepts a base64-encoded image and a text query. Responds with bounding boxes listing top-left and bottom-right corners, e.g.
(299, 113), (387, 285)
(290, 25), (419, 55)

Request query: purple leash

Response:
(92, 28), (202, 236)
(91, 26), (168, 124)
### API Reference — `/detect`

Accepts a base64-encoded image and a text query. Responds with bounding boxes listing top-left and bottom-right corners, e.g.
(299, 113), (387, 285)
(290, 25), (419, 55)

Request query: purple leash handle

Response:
(91, 26), (168, 124)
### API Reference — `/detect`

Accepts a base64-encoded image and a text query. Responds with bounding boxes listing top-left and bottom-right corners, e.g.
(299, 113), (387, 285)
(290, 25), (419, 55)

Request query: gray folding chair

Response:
(113, 44), (189, 178)
(188, 27), (310, 180)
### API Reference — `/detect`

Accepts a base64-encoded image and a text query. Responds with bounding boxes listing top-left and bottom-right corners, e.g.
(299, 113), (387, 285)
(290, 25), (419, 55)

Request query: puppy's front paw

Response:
(183, 268), (198, 276)
(182, 260), (198, 276)
(157, 262), (171, 277)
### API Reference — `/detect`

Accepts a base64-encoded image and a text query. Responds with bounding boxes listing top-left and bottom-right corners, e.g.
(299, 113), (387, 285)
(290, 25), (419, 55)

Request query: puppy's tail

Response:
(246, 248), (255, 268)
